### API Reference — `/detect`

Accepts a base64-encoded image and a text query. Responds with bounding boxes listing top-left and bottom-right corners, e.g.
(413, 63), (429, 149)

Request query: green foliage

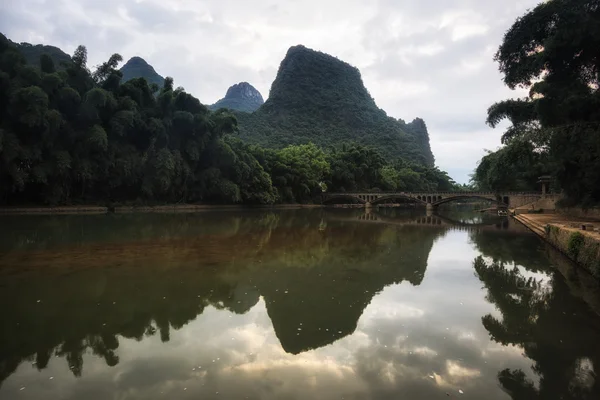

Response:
(479, 0), (600, 204)
(326, 143), (385, 191)
(249, 143), (330, 203)
(93, 53), (123, 86)
(0, 39), (276, 205)
(325, 143), (456, 193)
(567, 232), (585, 259)
(40, 54), (55, 74)
(472, 139), (553, 192)
(9, 86), (49, 127)
(71, 45), (88, 70)
(544, 224), (559, 236)
(0, 37), (457, 206)
(236, 45), (435, 167)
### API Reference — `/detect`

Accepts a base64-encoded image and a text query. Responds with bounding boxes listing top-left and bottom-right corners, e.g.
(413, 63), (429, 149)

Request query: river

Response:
(0, 208), (599, 399)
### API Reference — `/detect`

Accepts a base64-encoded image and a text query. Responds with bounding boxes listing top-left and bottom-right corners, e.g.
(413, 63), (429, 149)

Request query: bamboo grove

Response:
(0, 34), (457, 206)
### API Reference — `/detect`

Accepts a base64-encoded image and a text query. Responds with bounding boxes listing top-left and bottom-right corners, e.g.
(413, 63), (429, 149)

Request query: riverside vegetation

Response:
(471, 0), (600, 208)
(0, 34), (457, 207)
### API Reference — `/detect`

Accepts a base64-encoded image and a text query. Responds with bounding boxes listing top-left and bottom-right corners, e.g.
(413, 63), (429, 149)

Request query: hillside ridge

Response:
(119, 56), (165, 87)
(237, 45), (435, 166)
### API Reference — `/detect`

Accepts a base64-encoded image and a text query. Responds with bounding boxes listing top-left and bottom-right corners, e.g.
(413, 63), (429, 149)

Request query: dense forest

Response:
(236, 45), (435, 167)
(472, 0), (600, 207)
(0, 34), (456, 206)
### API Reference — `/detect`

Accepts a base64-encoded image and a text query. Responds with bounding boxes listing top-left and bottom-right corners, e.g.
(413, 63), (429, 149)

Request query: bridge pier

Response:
(426, 203), (435, 213)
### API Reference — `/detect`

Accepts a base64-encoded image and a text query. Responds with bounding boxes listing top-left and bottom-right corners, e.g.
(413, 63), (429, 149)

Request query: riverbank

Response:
(514, 213), (600, 278)
(0, 203), (324, 215)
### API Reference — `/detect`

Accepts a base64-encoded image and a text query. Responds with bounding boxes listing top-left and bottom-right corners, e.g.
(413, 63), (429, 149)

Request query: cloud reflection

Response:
(1, 210), (598, 399)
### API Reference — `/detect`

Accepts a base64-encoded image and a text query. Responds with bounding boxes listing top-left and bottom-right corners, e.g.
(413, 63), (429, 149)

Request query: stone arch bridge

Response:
(322, 191), (543, 210)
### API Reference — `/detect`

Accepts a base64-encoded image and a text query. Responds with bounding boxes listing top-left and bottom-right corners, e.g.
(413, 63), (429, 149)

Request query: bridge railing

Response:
(323, 191), (543, 196)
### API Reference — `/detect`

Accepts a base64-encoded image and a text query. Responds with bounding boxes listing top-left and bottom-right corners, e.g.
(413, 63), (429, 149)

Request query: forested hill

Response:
(399, 118), (433, 163)
(10, 40), (72, 70)
(209, 82), (264, 112)
(120, 56), (165, 87)
(0, 32), (458, 207)
(236, 45), (435, 166)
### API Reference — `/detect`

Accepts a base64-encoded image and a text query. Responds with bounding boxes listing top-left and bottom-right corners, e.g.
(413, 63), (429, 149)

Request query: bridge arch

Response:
(432, 195), (506, 207)
(434, 213), (506, 227)
(322, 194), (366, 205)
(371, 194), (426, 205)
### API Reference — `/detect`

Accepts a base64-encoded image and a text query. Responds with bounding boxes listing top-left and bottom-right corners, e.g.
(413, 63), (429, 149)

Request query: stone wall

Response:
(544, 245), (600, 316)
(508, 194), (543, 208)
(558, 207), (600, 219)
(514, 214), (600, 278)
(544, 224), (600, 278)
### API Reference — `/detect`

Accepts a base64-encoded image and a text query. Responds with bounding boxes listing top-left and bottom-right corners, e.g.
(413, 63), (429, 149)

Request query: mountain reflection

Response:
(0, 209), (447, 385)
(0, 208), (598, 400)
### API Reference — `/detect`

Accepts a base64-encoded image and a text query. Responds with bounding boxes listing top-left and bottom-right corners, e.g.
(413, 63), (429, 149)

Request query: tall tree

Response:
(484, 0), (600, 205)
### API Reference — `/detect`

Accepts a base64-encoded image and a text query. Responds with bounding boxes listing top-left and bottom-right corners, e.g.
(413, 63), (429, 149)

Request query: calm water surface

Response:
(0, 208), (599, 399)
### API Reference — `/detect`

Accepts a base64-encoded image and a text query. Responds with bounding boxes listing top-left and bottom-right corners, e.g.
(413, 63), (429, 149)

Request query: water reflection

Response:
(474, 255), (600, 399)
(0, 210), (443, 383)
(0, 209), (598, 399)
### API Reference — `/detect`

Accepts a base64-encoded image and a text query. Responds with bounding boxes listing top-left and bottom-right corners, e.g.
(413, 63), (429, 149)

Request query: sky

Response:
(0, 0), (540, 183)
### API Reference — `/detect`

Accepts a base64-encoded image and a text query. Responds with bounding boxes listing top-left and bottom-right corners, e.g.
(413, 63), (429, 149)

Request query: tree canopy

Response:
(473, 0), (600, 205)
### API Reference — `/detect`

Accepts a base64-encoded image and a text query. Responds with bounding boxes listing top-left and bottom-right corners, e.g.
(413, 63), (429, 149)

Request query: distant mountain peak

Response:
(119, 56), (165, 87)
(209, 82), (264, 113)
(224, 82), (264, 102)
(122, 56), (151, 68)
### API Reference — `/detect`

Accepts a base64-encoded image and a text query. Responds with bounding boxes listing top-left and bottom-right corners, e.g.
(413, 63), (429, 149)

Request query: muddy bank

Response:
(0, 203), (323, 215)
(0, 206), (108, 215)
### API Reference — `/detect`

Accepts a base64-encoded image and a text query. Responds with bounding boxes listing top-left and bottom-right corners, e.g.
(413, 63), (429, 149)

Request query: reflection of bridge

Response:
(346, 211), (514, 232)
(322, 191), (543, 210)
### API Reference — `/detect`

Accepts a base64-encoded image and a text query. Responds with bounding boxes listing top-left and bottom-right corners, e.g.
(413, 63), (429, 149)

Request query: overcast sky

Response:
(1, 0), (540, 183)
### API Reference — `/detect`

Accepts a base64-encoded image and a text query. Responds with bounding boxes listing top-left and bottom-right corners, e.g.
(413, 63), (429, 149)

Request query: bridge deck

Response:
(322, 191), (543, 208)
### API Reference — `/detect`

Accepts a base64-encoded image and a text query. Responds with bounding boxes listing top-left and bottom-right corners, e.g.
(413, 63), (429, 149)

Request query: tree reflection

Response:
(0, 209), (445, 386)
(468, 218), (548, 271)
(474, 256), (600, 399)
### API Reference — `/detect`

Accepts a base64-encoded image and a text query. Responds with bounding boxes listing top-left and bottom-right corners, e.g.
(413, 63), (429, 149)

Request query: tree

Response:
(252, 143), (329, 203)
(72, 45), (88, 70)
(40, 54), (55, 74)
(473, 255), (600, 400)
(472, 140), (553, 192)
(482, 0), (600, 205)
